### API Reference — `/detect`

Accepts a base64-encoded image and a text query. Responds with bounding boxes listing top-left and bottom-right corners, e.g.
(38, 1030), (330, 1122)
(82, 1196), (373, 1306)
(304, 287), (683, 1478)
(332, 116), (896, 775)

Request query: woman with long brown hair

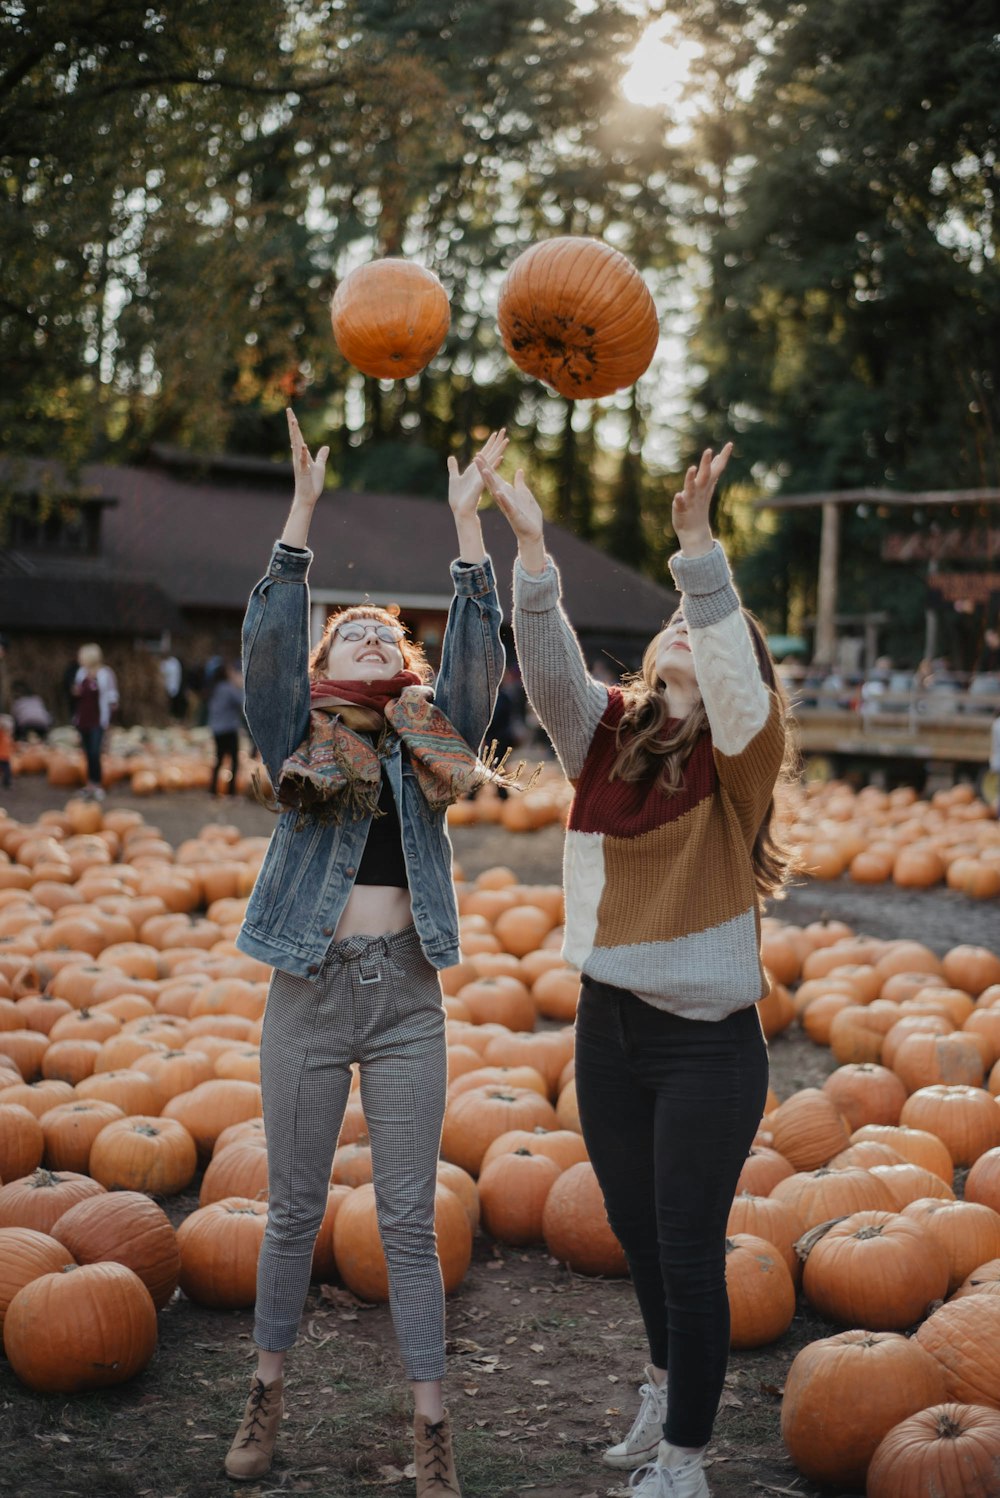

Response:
(224, 410), (508, 1494)
(476, 442), (794, 1498)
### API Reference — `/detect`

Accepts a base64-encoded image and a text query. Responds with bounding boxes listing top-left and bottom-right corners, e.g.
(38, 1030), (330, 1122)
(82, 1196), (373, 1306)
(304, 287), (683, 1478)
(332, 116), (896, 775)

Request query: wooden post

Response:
(814, 501), (840, 665)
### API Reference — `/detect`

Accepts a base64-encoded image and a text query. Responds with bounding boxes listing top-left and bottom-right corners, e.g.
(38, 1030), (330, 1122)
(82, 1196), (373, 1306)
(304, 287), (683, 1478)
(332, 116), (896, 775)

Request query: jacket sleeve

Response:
(512, 557), (608, 781)
(241, 541), (313, 785)
(432, 555), (505, 751)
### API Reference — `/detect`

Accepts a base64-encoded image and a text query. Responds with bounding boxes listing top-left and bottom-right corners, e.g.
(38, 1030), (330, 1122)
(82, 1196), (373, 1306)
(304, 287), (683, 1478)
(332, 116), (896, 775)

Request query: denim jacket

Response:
(236, 540), (505, 978)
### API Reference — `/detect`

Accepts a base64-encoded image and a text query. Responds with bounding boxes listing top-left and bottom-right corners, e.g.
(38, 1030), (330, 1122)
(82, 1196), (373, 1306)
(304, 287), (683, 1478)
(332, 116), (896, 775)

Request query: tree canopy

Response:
(2, 1), (997, 652)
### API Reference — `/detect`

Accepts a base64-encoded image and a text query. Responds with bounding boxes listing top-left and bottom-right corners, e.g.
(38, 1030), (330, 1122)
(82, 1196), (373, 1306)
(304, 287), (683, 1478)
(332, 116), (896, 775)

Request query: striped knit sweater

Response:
(512, 542), (787, 1021)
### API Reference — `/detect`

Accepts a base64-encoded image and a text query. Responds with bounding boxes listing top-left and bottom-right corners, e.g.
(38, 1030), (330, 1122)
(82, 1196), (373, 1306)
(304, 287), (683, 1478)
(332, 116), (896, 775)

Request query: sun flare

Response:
(621, 18), (702, 111)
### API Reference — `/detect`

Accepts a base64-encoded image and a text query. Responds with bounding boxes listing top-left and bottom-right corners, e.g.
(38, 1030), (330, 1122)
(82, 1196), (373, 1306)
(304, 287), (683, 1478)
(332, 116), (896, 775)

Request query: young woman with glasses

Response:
(224, 410), (508, 1495)
(475, 443), (795, 1498)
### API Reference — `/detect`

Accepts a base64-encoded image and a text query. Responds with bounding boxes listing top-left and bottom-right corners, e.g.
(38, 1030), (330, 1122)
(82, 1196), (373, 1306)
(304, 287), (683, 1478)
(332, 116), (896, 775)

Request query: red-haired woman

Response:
(477, 443), (794, 1498)
(225, 411), (508, 1495)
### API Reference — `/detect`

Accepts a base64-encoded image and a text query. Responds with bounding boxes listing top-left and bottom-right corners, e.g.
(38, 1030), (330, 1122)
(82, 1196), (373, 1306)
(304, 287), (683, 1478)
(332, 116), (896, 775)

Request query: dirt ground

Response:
(2, 777), (998, 1498)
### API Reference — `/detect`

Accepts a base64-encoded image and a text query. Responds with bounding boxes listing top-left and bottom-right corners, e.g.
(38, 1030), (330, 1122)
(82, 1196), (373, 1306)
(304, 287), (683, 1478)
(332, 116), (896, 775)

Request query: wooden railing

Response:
(791, 687), (1000, 765)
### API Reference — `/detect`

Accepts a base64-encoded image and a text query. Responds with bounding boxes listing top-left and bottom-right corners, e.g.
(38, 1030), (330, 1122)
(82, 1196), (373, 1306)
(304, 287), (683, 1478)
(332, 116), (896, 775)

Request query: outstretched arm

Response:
(474, 454), (546, 575)
(446, 429), (508, 563)
(668, 444), (779, 797)
(281, 408), (330, 549)
(671, 442), (732, 559)
(476, 456), (607, 779)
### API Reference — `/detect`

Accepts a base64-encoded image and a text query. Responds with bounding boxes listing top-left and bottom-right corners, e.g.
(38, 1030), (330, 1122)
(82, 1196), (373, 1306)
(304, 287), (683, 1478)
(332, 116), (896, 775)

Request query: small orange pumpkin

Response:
(330, 259), (450, 380)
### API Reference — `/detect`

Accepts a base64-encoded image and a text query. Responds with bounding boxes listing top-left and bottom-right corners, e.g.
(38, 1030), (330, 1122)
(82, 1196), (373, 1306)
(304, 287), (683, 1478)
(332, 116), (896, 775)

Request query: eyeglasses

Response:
(333, 621), (404, 644)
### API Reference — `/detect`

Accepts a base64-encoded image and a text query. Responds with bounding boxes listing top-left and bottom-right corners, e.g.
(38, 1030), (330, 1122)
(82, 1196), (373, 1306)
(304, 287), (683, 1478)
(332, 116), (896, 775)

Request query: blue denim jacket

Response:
(235, 540), (505, 978)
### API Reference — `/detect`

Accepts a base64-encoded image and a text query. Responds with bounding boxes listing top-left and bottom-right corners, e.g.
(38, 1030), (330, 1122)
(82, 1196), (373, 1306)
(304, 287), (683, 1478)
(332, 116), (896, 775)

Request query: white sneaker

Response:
(603, 1366), (669, 1470)
(628, 1441), (710, 1498)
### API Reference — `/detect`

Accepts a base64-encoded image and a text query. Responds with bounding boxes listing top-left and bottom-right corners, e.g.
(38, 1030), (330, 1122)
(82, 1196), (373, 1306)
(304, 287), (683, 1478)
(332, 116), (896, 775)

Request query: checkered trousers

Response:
(254, 924), (448, 1381)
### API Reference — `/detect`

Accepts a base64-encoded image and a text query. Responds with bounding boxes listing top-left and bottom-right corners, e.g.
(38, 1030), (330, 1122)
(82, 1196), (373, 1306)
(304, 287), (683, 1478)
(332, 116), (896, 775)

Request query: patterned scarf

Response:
(276, 674), (490, 817)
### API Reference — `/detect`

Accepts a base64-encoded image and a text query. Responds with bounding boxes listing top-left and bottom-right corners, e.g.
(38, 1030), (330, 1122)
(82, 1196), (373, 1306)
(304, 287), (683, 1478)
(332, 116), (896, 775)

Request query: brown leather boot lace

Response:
(420, 1420), (460, 1494)
(235, 1378), (278, 1450)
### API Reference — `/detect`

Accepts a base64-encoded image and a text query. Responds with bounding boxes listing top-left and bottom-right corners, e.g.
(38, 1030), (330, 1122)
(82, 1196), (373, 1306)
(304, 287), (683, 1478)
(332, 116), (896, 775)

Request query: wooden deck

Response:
(792, 693), (998, 767)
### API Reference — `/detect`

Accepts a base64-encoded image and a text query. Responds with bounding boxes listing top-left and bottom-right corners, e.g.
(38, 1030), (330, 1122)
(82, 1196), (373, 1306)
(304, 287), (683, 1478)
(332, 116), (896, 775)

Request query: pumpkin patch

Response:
(1, 781), (1000, 1497)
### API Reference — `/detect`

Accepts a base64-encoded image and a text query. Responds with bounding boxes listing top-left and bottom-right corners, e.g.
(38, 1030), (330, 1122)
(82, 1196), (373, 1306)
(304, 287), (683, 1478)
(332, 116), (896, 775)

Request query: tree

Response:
(675, 0), (1000, 639)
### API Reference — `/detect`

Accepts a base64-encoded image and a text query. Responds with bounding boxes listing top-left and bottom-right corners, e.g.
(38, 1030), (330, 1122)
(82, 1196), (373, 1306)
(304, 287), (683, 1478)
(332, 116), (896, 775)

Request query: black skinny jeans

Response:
(574, 977), (769, 1448)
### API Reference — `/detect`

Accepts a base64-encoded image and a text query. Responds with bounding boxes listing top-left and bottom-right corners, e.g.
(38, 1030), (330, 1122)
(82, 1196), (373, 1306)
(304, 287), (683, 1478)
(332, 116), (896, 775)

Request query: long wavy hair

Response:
(309, 605), (432, 684)
(611, 609), (799, 899)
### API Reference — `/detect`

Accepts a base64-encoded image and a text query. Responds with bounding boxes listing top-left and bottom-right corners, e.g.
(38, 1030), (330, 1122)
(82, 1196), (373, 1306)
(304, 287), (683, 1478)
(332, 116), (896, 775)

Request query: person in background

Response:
(0, 713), (13, 789)
(11, 684), (53, 741)
(207, 661), (245, 797)
(477, 441), (794, 1498)
(160, 651), (185, 720)
(976, 625), (1000, 675)
(0, 635), (10, 716)
(71, 644), (118, 799)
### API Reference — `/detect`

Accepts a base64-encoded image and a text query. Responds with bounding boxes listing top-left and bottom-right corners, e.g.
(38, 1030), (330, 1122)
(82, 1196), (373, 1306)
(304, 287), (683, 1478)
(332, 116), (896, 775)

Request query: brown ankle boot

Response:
(224, 1375), (284, 1480)
(413, 1410), (462, 1497)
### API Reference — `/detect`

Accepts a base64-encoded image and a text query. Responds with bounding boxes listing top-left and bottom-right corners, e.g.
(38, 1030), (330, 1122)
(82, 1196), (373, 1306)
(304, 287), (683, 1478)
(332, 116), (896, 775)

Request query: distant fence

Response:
(792, 685), (999, 769)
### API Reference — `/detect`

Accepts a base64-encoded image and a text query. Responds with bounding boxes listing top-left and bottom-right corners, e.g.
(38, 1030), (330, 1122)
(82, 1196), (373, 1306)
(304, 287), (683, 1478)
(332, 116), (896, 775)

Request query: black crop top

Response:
(354, 772), (408, 888)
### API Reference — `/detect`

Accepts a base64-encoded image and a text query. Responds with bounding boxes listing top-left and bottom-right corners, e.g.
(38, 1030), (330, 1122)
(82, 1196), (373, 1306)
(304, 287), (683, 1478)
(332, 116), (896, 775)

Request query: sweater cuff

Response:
(513, 556), (561, 611)
(668, 542), (739, 628)
(268, 541), (313, 580)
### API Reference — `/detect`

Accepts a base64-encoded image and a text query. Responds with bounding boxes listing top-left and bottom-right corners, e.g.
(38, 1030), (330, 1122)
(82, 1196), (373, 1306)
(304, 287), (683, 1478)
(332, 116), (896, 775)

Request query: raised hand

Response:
(287, 408), (330, 509)
(474, 455), (547, 574)
(474, 457), (545, 544)
(447, 429), (509, 523)
(672, 442), (732, 556)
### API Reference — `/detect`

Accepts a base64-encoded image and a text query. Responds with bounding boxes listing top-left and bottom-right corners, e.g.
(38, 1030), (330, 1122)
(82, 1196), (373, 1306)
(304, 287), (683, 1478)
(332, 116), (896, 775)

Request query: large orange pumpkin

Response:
(867, 1402), (1000, 1498)
(541, 1160), (627, 1277)
(915, 1292), (1000, 1407)
(333, 1181), (471, 1302)
(780, 1330), (947, 1489)
(175, 1196), (268, 1308)
(800, 1209), (949, 1330)
(50, 1190), (180, 1309)
(4, 1260), (157, 1392)
(725, 1232), (796, 1348)
(0, 1226), (75, 1332)
(497, 237), (659, 399)
(330, 259), (450, 380)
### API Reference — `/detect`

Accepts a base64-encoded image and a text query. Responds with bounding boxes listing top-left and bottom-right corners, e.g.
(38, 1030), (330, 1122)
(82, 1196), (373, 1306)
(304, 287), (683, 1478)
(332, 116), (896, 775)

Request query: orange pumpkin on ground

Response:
(780, 1330), (947, 1490)
(0, 1226), (75, 1332)
(88, 1115), (198, 1195)
(50, 1190), (180, 1309)
(333, 1181), (471, 1301)
(441, 1085), (558, 1176)
(724, 1232), (796, 1348)
(4, 1260), (158, 1392)
(175, 1196), (268, 1309)
(866, 1402), (1000, 1498)
(800, 1209), (949, 1329)
(915, 1292), (1000, 1408)
(477, 1149), (561, 1247)
(541, 1160), (627, 1277)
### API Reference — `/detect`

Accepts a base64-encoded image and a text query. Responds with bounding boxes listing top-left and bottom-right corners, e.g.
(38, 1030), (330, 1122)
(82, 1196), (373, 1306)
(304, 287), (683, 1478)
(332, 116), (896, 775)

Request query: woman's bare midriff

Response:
(333, 883), (414, 941)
